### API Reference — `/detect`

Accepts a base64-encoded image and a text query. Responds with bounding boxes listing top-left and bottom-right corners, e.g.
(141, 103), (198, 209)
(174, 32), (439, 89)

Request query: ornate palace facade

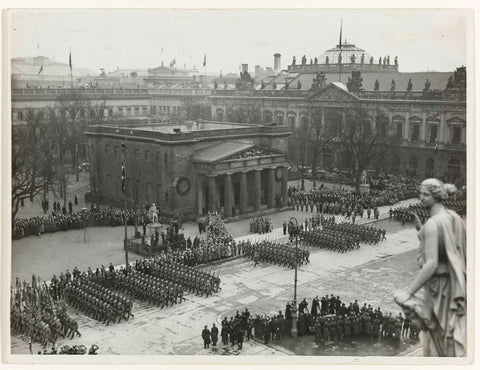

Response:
(210, 82), (466, 181)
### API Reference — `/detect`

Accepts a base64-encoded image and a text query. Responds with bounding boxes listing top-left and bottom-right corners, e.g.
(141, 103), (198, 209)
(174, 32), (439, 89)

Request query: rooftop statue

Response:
(407, 79), (413, 92)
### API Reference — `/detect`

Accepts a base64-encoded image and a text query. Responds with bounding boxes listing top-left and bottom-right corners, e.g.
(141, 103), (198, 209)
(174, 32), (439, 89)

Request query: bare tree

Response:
(11, 109), (52, 223)
(288, 120), (310, 189)
(47, 90), (89, 208)
(180, 97), (212, 122)
(335, 107), (394, 188)
(307, 107), (334, 185)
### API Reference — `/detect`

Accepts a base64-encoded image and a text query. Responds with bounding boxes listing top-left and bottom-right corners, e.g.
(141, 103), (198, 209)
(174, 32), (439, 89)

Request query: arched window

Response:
(300, 115), (308, 127)
(447, 158), (462, 178)
(275, 111), (285, 125)
(392, 115), (405, 138)
(425, 158), (435, 177)
(376, 116), (388, 137)
(409, 156), (418, 169)
(427, 117), (440, 143)
(263, 110), (273, 124)
(409, 117), (422, 142)
(216, 108), (224, 122)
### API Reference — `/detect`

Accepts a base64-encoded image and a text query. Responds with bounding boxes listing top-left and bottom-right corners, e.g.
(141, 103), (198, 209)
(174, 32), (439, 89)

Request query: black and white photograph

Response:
(3, 5), (475, 365)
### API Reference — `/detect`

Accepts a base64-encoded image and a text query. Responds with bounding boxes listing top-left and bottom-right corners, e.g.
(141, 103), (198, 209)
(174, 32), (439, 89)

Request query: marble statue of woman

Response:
(394, 178), (466, 357)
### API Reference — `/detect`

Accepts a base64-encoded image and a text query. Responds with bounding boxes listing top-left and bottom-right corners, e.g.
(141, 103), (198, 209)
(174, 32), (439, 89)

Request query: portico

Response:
(193, 142), (289, 217)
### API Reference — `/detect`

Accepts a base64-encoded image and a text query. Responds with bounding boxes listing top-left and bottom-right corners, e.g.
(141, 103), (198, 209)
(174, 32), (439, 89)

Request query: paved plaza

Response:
(11, 202), (423, 356)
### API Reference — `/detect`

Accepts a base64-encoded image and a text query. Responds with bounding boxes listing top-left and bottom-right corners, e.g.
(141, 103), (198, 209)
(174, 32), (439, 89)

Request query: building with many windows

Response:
(210, 42), (467, 182)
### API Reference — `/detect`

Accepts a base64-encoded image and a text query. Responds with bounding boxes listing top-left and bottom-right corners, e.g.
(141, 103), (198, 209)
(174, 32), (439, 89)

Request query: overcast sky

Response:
(8, 9), (469, 74)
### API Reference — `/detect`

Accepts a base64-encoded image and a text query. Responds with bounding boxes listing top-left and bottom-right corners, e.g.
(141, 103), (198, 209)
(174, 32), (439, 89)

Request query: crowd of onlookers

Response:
(202, 294), (420, 351)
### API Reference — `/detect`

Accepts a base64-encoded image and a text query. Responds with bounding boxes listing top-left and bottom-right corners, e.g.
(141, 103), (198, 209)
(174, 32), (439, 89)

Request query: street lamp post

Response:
(289, 216), (299, 337)
(121, 143), (129, 266)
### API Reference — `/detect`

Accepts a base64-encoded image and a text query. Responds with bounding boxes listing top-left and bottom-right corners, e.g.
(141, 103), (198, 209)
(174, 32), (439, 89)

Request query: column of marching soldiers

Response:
(10, 257), (221, 351)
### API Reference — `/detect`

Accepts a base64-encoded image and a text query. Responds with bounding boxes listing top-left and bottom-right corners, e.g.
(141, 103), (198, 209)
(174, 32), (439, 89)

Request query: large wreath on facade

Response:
(275, 167), (283, 182)
(176, 177), (191, 196)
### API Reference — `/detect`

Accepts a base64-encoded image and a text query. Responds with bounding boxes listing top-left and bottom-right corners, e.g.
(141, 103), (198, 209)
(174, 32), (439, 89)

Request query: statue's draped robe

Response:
(415, 209), (466, 357)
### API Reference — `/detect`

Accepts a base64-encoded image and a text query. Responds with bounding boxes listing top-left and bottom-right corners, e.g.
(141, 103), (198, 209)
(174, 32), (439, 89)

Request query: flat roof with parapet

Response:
(85, 120), (291, 143)
(131, 121), (253, 133)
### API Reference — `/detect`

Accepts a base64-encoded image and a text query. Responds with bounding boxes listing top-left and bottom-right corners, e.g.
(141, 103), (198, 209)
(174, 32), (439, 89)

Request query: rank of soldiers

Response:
(300, 228), (360, 253)
(64, 279), (134, 326)
(241, 240), (310, 268)
(249, 217), (273, 234)
(134, 259), (221, 297)
(324, 222), (386, 244)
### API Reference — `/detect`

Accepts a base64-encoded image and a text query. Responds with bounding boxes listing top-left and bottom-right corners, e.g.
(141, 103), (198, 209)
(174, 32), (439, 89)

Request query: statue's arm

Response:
(406, 221), (439, 297)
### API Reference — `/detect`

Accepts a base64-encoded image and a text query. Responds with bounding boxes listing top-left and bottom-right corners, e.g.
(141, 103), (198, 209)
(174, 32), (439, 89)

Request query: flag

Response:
(37, 65), (43, 75)
(170, 58), (176, 67)
(203, 53), (206, 67)
(69, 49), (72, 71)
(161, 46), (164, 53)
(121, 162), (126, 193)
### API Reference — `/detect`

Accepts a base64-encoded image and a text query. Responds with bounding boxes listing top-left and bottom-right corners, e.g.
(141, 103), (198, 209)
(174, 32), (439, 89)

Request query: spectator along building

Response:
(210, 41), (467, 181)
(85, 121), (290, 218)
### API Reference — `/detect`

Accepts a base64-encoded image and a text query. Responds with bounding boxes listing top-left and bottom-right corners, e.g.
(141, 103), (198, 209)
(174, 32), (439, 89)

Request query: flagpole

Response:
(339, 20), (343, 83)
(69, 47), (73, 89)
(122, 143), (129, 266)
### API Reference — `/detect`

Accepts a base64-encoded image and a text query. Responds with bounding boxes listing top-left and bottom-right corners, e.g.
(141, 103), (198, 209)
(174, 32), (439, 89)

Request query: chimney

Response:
(274, 53), (281, 73)
(242, 64), (248, 73)
(199, 75), (205, 83)
(193, 75), (197, 82)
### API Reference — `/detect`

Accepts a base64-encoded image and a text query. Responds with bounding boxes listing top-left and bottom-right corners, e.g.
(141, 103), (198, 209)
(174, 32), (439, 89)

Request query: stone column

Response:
(267, 168), (276, 208)
(421, 112), (427, 142)
(239, 171), (247, 214)
(388, 111), (393, 136)
(281, 167), (288, 207)
(439, 112), (446, 143)
(208, 175), (217, 212)
(197, 175), (203, 215)
(253, 169), (261, 211)
(404, 112), (410, 141)
(224, 173), (232, 218)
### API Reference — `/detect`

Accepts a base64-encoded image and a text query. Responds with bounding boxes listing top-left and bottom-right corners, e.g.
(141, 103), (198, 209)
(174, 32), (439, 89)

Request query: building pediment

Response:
(193, 141), (284, 164)
(308, 82), (361, 102)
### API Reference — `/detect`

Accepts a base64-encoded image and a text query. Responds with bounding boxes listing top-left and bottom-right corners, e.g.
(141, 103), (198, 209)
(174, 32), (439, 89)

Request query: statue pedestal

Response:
(146, 222), (162, 236)
(359, 183), (371, 194)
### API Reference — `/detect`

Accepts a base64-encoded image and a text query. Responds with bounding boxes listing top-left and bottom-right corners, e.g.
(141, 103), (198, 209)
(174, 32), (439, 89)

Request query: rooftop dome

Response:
(319, 40), (373, 65)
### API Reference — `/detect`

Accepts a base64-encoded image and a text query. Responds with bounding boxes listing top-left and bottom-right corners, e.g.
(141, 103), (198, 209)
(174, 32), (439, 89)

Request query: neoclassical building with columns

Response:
(85, 121), (290, 217)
